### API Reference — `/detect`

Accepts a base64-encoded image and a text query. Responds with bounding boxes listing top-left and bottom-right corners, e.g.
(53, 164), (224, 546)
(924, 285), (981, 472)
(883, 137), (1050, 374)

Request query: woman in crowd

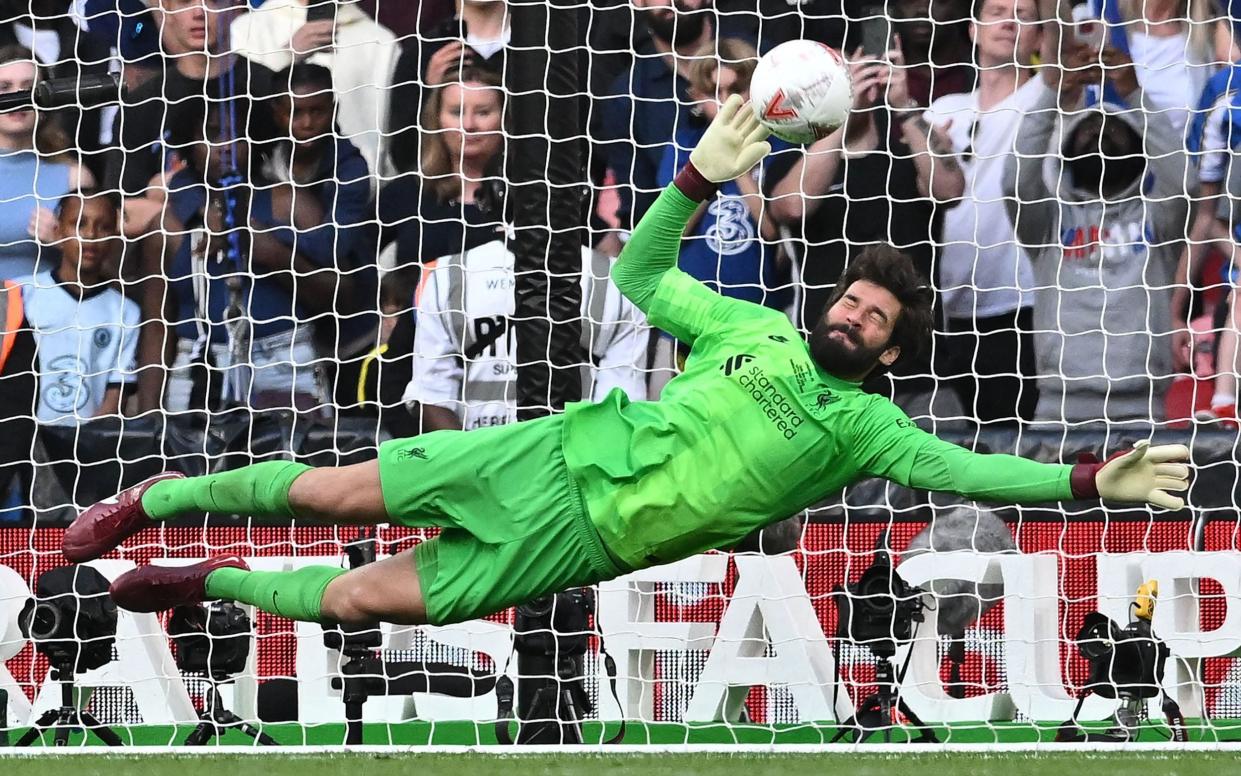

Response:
(0, 46), (94, 280)
(377, 66), (506, 272)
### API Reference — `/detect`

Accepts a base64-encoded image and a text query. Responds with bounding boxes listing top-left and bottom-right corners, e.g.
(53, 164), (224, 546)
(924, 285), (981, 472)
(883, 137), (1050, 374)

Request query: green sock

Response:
(141, 461), (312, 521)
(205, 565), (346, 623)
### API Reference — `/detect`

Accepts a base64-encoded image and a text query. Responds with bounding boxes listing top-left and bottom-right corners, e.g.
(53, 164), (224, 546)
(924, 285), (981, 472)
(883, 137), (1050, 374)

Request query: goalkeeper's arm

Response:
(858, 409), (1191, 510)
(909, 437), (1190, 510)
(611, 95), (772, 314)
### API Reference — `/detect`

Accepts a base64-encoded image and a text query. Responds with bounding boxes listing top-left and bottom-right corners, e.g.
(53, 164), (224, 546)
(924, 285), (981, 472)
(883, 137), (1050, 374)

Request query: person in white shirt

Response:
(405, 240), (649, 431)
(18, 190), (138, 425)
(918, 0), (1044, 424)
(231, 0), (399, 185)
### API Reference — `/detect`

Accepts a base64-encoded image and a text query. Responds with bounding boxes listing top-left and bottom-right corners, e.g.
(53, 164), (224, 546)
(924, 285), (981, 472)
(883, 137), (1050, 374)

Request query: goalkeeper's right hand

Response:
(687, 94), (772, 184)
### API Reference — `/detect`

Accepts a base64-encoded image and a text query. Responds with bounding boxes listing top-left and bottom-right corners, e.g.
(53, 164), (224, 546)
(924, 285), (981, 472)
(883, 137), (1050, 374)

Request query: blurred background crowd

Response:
(0, 0), (1239, 500)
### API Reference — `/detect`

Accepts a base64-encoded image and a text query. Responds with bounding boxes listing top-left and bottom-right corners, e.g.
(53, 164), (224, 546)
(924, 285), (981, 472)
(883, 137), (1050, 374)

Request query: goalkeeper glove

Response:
(675, 94), (772, 200)
(1071, 440), (1191, 510)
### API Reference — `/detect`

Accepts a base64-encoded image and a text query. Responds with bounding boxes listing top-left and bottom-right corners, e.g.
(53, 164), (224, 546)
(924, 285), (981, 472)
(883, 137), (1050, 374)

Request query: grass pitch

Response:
(2, 753), (1240, 776)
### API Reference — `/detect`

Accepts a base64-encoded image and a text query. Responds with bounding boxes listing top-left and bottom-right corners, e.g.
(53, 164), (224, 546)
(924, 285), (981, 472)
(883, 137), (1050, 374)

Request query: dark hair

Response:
(274, 62), (335, 95)
(823, 245), (934, 364)
(54, 188), (121, 220)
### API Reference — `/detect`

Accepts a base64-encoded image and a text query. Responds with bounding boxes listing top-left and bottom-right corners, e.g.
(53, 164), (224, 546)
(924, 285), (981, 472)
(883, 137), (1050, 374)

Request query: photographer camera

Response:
(495, 588), (623, 745)
(16, 564), (121, 746)
(829, 531), (935, 743)
(170, 600), (278, 746)
(1058, 581), (1187, 743)
(323, 529), (496, 745)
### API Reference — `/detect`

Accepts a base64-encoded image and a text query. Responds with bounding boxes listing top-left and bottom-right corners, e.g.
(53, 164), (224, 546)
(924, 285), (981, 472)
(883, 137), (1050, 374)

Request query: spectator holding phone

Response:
(387, 0), (508, 174)
(769, 42), (955, 334)
(1005, 25), (1191, 424)
(1076, 0), (1215, 134)
(232, 0), (399, 185)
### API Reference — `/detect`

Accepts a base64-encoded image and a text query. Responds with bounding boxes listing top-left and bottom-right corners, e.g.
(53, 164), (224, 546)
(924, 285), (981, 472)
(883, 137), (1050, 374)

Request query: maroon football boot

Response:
(62, 472), (185, 563)
(109, 556), (250, 613)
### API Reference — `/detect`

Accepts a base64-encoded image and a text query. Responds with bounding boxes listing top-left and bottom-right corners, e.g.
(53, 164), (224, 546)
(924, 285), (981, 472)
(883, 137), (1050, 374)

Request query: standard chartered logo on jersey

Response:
(723, 356), (805, 440)
(44, 355), (90, 413)
(705, 197), (755, 255)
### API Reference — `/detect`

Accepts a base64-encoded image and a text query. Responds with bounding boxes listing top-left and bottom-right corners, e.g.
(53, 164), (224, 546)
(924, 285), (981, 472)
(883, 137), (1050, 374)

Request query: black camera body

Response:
(1077, 612), (1167, 700)
(1057, 609), (1185, 743)
(170, 602), (253, 679)
(498, 588), (596, 744)
(832, 552), (925, 657)
(19, 565), (117, 673)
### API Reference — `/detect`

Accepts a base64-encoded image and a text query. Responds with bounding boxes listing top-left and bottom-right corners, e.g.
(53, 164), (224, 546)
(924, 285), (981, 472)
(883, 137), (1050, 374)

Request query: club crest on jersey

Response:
(720, 353), (755, 376)
(806, 389), (840, 420)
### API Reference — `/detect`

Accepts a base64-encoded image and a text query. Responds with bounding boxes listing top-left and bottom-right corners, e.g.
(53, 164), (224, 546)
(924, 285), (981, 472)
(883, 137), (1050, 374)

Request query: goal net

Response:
(0, 0), (1239, 748)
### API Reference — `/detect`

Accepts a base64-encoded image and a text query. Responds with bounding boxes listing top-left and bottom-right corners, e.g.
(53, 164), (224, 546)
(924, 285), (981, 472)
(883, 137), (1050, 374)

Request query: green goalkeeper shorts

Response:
(378, 414), (628, 625)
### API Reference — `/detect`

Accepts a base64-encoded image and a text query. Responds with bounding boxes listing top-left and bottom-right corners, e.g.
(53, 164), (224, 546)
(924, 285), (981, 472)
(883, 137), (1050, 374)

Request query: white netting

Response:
(0, 0), (1239, 748)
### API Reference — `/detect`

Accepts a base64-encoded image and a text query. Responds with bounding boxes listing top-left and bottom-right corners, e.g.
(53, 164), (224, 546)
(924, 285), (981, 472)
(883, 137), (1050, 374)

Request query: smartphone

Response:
(1071, 4), (1105, 49)
(305, 0), (337, 25)
(859, 12), (892, 59)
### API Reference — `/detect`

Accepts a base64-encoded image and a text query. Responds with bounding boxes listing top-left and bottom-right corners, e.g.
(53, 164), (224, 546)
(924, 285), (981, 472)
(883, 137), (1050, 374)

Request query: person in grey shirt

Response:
(1005, 40), (1191, 425)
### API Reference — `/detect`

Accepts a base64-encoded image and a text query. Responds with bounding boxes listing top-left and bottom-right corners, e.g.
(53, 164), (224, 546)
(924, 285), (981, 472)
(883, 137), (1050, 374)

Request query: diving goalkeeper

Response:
(68, 96), (1191, 627)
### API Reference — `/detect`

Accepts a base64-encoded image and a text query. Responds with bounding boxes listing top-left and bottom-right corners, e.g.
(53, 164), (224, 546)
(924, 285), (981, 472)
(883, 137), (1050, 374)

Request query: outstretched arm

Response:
(610, 95), (774, 344)
(857, 406), (1190, 509)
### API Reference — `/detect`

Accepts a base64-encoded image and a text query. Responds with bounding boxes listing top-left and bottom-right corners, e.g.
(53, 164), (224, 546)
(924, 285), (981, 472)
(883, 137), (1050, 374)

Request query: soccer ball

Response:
(749, 40), (853, 145)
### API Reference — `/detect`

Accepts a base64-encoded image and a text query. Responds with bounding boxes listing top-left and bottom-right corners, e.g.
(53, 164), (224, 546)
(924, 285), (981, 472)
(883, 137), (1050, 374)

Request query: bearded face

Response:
(809, 319), (895, 379)
(642, 0), (714, 46)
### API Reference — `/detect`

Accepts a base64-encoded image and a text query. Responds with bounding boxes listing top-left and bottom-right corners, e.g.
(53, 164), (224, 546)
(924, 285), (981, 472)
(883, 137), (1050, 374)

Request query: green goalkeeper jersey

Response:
(561, 183), (1074, 571)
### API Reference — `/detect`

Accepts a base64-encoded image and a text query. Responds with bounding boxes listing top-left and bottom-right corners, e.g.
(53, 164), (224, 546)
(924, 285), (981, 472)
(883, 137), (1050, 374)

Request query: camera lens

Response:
(855, 569), (895, 615)
(23, 601), (64, 641)
(518, 596), (554, 619)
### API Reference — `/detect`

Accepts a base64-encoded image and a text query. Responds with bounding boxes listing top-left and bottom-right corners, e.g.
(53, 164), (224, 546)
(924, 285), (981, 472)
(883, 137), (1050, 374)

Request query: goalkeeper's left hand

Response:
(687, 94), (772, 184)
(1071, 441), (1191, 510)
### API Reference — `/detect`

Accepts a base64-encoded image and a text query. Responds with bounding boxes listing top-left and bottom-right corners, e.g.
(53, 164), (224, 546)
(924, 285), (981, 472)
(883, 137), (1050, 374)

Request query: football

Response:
(749, 40), (854, 144)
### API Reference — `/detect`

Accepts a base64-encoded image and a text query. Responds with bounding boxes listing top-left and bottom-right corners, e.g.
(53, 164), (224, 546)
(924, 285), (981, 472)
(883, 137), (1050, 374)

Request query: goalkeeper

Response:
(69, 97), (1191, 627)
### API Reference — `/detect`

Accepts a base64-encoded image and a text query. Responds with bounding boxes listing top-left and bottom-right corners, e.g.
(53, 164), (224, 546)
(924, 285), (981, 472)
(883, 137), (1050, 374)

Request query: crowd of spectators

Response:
(2, 0), (1241, 501)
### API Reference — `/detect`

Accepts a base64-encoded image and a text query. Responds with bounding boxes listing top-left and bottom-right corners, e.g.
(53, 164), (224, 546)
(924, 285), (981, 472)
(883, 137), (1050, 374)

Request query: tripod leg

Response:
(15, 710), (62, 747)
(344, 702), (364, 746)
(78, 711), (123, 747)
(896, 700), (939, 743)
(239, 722), (280, 746)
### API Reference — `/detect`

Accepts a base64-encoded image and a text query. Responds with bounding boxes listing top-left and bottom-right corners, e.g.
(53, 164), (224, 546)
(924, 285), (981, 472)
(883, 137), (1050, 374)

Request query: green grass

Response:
(2, 753), (1241, 776)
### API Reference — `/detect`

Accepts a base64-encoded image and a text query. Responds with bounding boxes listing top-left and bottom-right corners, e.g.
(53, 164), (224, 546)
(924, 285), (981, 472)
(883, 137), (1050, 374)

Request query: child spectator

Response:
(138, 95), (343, 414)
(650, 38), (797, 392)
(18, 190), (137, 425)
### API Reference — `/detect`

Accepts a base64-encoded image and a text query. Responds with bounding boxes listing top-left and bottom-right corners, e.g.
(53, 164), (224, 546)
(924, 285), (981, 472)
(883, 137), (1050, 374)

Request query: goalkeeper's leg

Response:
(109, 546), (429, 625)
(62, 459), (386, 563)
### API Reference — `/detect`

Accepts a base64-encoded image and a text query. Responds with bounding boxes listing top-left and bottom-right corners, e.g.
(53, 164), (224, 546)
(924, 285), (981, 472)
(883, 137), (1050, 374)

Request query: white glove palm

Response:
(688, 94), (773, 184)
(1096, 441), (1191, 510)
